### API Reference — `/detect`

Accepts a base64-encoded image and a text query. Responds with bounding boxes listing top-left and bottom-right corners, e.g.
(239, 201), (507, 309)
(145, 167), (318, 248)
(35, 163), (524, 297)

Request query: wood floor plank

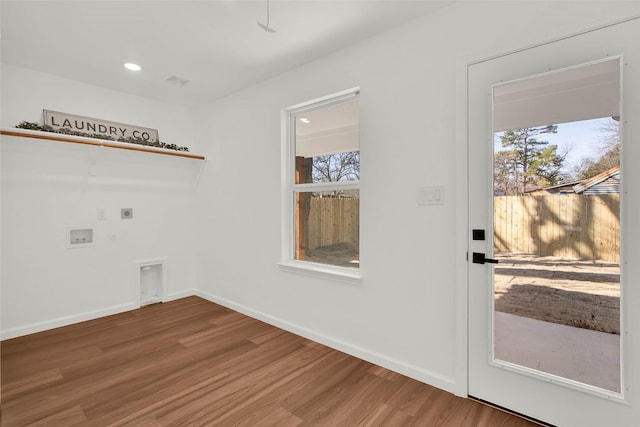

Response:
(0, 368), (63, 402)
(1, 342), (103, 384)
(100, 370), (232, 426)
(355, 403), (414, 426)
(25, 404), (88, 427)
(195, 347), (343, 426)
(385, 375), (441, 417)
(1, 296), (538, 426)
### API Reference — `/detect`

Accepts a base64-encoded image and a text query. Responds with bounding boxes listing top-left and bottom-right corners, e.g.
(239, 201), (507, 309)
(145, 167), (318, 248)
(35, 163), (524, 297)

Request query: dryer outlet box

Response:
(121, 208), (133, 219)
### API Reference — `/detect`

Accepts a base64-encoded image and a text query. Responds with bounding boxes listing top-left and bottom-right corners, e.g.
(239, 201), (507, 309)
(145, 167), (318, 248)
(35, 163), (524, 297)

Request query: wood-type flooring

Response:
(1, 296), (537, 426)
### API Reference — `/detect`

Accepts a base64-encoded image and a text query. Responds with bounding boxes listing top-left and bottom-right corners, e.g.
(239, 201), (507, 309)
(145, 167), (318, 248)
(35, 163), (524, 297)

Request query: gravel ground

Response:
(494, 253), (620, 334)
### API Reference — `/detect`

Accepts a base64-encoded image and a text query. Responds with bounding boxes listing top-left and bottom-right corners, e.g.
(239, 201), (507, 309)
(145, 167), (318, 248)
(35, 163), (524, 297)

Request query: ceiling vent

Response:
(166, 75), (191, 86)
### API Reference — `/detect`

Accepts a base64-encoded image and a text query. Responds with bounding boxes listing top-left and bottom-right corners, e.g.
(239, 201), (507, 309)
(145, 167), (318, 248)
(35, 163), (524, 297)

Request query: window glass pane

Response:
(295, 190), (359, 268)
(295, 100), (359, 184)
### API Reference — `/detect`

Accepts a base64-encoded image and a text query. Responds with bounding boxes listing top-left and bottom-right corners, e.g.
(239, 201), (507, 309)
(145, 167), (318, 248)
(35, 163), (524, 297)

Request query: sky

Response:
(546, 117), (612, 169)
(494, 116), (617, 179)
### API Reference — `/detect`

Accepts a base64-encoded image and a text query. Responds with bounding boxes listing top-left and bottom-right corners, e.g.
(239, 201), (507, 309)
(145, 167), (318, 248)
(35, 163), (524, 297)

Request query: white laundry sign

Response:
(43, 110), (159, 142)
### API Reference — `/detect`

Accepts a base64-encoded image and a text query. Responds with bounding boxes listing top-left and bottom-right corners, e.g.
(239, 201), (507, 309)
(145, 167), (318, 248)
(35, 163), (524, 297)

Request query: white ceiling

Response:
(493, 58), (620, 132)
(296, 99), (360, 157)
(1, 0), (452, 108)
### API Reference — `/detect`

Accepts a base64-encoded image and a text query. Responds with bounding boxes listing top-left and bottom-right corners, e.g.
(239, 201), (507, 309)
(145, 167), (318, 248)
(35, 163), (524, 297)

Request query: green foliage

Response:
(15, 121), (189, 152)
(495, 125), (565, 194)
(530, 145), (565, 186)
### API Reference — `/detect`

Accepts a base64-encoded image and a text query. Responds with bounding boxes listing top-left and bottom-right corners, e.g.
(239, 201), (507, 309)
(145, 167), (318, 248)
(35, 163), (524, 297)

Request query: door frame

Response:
(455, 15), (640, 424)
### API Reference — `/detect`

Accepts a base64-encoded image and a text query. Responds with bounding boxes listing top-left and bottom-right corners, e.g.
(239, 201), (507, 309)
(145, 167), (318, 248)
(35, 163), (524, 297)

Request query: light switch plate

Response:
(417, 186), (445, 205)
(97, 208), (107, 221)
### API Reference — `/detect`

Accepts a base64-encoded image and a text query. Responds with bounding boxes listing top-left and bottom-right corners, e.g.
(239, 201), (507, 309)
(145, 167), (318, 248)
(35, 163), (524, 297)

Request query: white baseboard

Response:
(165, 289), (197, 302)
(1, 302), (137, 341)
(1, 289), (197, 340)
(194, 289), (457, 395)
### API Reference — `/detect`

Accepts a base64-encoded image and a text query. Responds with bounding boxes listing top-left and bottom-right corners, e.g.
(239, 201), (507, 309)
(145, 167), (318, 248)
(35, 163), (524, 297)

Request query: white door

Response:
(468, 18), (640, 426)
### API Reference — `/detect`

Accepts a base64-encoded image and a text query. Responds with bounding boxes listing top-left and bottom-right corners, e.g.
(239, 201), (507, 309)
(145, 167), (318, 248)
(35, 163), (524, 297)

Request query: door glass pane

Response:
(492, 59), (621, 393)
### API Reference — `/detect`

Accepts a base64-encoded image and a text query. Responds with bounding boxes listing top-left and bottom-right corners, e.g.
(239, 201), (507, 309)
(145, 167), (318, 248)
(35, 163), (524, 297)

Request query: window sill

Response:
(277, 260), (362, 285)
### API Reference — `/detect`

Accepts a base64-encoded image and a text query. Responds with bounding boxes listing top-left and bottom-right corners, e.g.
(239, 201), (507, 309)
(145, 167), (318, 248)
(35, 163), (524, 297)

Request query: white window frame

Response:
(278, 87), (362, 284)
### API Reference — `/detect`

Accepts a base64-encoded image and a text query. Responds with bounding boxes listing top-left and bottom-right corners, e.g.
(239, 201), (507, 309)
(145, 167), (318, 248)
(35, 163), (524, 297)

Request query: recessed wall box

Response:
(66, 228), (94, 248)
(136, 258), (167, 307)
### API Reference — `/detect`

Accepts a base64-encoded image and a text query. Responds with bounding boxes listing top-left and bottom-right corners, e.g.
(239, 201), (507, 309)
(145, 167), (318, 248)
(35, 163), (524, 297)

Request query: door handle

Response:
(472, 252), (499, 264)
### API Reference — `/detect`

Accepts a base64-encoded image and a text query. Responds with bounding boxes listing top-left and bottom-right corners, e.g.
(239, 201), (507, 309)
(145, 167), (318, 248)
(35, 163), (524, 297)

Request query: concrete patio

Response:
(495, 311), (621, 392)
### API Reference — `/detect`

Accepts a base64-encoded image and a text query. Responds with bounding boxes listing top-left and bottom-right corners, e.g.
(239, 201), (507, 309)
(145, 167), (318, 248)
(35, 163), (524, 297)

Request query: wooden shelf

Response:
(0, 128), (205, 160)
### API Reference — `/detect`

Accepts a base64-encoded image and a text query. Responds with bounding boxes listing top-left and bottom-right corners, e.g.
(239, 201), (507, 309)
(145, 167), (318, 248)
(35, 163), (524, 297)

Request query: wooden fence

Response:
(494, 194), (620, 263)
(307, 197), (359, 250)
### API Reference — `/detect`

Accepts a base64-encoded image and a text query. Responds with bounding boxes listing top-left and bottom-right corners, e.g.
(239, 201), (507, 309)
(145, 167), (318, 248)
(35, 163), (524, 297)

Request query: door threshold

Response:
(468, 396), (556, 427)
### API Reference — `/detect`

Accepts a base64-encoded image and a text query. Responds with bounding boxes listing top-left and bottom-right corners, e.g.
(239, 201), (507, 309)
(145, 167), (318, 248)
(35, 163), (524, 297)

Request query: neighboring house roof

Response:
(525, 180), (582, 195)
(524, 165), (620, 195)
(572, 165), (620, 194)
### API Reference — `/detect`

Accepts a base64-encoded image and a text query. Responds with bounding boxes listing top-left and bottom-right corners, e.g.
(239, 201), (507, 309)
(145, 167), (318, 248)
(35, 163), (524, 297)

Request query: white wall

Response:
(0, 63), (196, 149)
(193, 1), (640, 396)
(1, 66), (202, 338)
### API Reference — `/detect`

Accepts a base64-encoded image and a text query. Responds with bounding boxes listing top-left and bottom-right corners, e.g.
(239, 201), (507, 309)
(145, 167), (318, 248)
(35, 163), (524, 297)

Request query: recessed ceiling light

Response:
(300, 117), (311, 124)
(124, 63), (142, 71)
